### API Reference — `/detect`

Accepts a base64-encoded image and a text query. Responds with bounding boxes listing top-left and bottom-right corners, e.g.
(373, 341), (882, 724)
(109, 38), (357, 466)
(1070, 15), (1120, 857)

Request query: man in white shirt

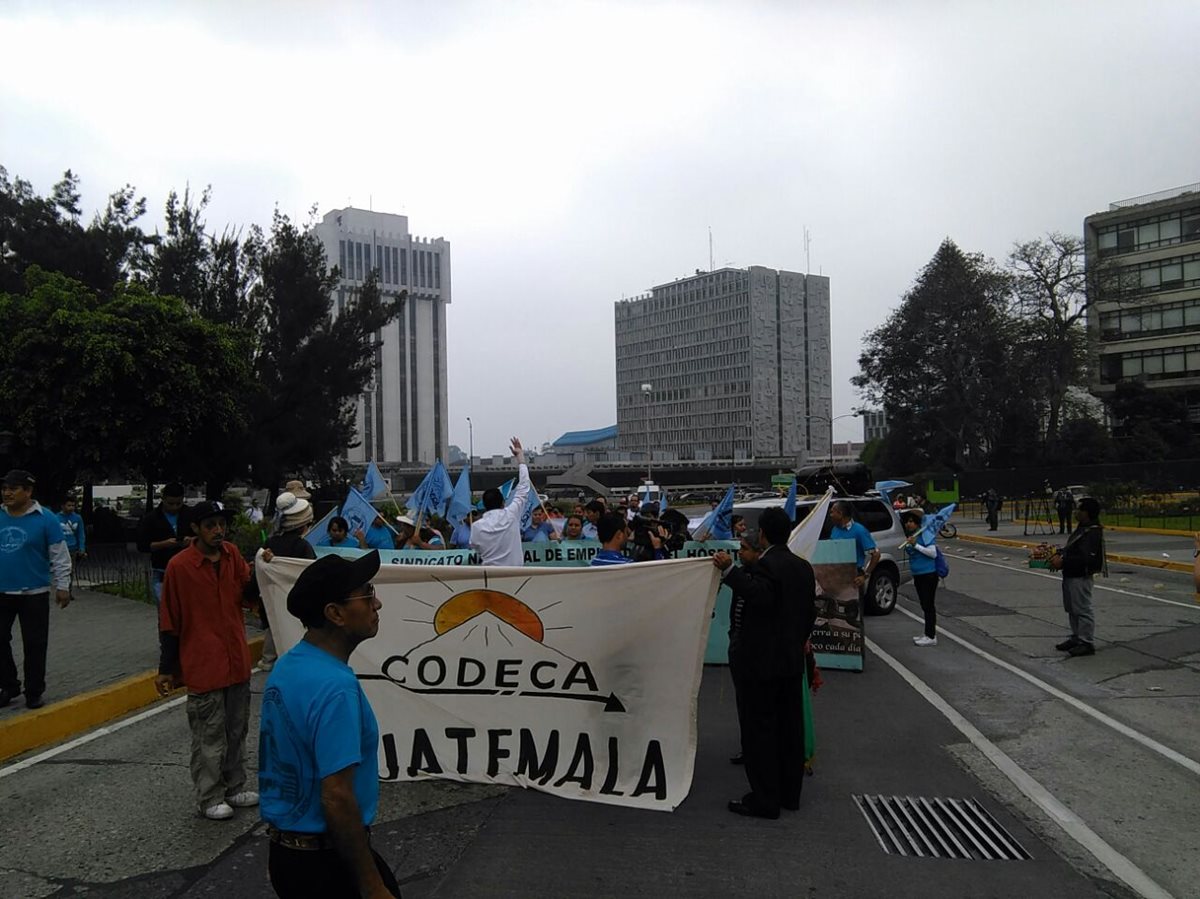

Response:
(470, 438), (531, 567)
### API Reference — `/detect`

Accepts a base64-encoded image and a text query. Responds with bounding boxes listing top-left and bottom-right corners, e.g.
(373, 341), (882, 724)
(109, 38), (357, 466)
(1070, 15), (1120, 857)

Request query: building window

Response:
(355, 242), (363, 281)
(384, 245), (391, 283)
(434, 252), (441, 289)
(392, 247), (399, 285)
(400, 247), (407, 285)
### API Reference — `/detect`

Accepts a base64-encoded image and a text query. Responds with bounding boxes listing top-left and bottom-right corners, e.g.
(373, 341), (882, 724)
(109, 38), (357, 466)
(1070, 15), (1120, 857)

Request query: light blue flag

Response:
(341, 487), (380, 538)
(305, 505), (338, 548)
(447, 467), (472, 526)
(695, 484), (736, 540)
(783, 477), (798, 521)
(919, 502), (956, 546)
(659, 489), (669, 516)
(874, 480), (912, 508)
(473, 477), (515, 511)
(359, 461), (388, 500)
(406, 461), (455, 519)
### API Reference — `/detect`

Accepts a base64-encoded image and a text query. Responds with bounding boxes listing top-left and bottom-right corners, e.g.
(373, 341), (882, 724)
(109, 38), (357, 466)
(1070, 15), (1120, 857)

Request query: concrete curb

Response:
(0, 636), (264, 764)
(1009, 519), (1196, 538)
(956, 533), (1193, 575)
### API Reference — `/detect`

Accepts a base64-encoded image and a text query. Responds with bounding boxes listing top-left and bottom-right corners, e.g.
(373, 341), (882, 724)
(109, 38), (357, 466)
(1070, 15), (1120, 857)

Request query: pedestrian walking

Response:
(0, 469), (72, 710)
(56, 496), (87, 565)
(1050, 497), (1104, 657)
(155, 500), (259, 820)
(984, 489), (1002, 531)
(259, 550), (401, 898)
(1054, 487), (1075, 535)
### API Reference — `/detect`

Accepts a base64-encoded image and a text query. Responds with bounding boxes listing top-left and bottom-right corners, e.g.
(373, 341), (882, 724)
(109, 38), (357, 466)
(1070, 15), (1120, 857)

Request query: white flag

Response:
(787, 487), (835, 560)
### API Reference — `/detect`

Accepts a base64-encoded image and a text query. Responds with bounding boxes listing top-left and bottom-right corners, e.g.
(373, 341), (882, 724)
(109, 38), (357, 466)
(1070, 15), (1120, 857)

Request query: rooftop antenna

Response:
(708, 226), (714, 272)
(804, 227), (812, 274)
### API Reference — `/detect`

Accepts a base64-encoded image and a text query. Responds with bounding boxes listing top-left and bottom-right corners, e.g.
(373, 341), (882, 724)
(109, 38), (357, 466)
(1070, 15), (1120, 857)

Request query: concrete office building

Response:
(863, 409), (888, 443)
(1084, 184), (1200, 420)
(614, 266), (832, 463)
(312, 208), (451, 464)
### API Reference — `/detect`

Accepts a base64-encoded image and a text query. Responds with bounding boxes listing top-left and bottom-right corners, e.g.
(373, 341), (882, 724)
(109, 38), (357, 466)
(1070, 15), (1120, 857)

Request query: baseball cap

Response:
(188, 500), (232, 526)
(287, 550), (381, 624)
(2, 469), (35, 487)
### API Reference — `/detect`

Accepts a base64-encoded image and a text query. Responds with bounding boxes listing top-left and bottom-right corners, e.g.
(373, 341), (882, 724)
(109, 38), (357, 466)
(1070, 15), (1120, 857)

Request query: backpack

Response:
(934, 545), (950, 579)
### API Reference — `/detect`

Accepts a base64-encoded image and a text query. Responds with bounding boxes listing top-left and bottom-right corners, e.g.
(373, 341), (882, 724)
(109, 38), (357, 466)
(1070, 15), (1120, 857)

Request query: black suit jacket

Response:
(722, 544), (817, 681)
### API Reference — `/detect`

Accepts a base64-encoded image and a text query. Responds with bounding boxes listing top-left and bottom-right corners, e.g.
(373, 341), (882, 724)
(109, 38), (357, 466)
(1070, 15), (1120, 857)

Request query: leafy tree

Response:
(242, 210), (403, 491)
(1105, 380), (1194, 461)
(1007, 233), (1090, 443)
(854, 240), (1023, 470)
(0, 267), (252, 504)
(1052, 418), (1114, 465)
(0, 167), (151, 298)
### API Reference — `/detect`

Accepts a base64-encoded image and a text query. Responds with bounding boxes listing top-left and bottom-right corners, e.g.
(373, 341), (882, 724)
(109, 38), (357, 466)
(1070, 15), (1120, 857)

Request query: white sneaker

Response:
(226, 790), (259, 808)
(914, 636), (938, 647)
(203, 801), (234, 820)
(912, 635), (926, 644)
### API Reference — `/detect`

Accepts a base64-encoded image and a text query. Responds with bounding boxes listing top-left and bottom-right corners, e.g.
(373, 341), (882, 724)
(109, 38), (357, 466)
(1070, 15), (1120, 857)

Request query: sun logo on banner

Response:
(368, 572), (625, 713)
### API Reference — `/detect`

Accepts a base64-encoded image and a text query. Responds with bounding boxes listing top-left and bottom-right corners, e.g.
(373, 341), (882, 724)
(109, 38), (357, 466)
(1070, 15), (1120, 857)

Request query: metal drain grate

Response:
(853, 795), (1031, 860)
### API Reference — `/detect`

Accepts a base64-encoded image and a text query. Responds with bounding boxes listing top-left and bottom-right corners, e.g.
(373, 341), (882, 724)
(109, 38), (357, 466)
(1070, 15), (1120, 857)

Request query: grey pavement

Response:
(953, 514), (1196, 565)
(3, 538), (1198, 897)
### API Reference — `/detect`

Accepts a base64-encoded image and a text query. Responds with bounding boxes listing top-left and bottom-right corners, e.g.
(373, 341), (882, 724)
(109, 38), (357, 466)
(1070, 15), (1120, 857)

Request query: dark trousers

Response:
(733, 670), (805, 814)
(268, 841), (401, 898)
(0, 592), (50, 698)
(913, 572), (939, 638)
(728, 649), (746, 756)
(1057, 511), (1070, 534)
(986, 509), (998, 530)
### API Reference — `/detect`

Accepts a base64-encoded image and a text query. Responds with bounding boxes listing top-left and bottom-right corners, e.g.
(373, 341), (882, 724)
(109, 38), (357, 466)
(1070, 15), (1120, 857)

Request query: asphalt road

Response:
(2, 542), (1198, 898)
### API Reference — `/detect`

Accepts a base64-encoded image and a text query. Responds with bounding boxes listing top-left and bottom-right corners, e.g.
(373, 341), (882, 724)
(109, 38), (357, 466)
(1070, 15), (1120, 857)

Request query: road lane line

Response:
(0, 695), (187, 779)
(890, 604), (1200, 778)
(866, 637), (1176, 899)
(950, 552), (1200, 611)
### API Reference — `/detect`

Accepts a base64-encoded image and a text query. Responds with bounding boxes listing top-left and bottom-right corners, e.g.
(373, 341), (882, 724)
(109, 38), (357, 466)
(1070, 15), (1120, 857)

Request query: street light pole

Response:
(466, 417), (473, 465)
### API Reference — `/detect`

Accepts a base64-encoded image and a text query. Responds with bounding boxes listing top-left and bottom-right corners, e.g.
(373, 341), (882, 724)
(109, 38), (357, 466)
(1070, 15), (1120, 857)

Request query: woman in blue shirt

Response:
(901, 511), (939, 646)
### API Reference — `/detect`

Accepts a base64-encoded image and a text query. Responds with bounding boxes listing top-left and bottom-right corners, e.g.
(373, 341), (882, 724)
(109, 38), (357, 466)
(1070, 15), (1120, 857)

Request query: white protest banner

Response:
(317, 541), (603, 567)
(256, 556), (721, 811)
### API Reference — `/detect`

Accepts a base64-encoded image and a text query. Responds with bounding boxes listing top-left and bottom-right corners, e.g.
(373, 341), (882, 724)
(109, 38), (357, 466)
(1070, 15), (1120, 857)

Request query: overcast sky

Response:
(2, 1), (1198, 456)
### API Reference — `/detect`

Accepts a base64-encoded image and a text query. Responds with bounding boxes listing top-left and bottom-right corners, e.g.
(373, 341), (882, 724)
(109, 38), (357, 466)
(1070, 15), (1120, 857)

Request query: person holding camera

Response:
(590, 513), (634, 566)
(1050, 497), (1104, 657)
(626, 504), (680, 562)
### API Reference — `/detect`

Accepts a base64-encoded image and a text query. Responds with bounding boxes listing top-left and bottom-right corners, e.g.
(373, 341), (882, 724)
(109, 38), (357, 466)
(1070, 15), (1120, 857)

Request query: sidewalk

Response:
(0, 588), (263, 761)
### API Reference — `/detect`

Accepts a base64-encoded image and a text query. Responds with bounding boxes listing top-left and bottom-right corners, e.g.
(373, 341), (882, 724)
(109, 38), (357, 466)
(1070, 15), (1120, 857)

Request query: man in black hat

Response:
(155, 500), (258, 821)
(258, 550), (399, 898)
(0, 469), (72, 709)
(137, 482), (189, 604)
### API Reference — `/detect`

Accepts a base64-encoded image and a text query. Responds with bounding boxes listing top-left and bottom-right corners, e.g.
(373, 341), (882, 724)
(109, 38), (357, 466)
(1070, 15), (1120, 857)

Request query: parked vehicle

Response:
(729, 495), (911, 615)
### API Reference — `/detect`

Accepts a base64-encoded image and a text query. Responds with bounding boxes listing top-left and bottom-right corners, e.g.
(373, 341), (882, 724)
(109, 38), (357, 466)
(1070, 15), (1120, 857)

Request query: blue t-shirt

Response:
(590, 549), (631, 566)
(259, 640), (380, 832)
(905, 539), (938, 576)
(363, 524), (394, 551)
(164, 511), (179, 535)
(0, 506), (66, 592)
(830, 520), (876, 570)
(522, 522), (556, 543)
(57, 511), (85, 552)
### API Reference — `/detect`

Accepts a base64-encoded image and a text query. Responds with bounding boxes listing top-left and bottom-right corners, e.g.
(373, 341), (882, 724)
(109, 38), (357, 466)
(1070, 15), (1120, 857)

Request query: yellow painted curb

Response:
(0, 636), (264, 764)
(956, 534), (1192, 574)
(1011, 519), (1195, 538)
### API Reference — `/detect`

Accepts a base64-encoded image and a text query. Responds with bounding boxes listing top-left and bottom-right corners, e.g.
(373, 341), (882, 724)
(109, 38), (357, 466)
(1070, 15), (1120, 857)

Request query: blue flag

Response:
(875, 479), (912, 508)
(406, 461), (455, 519)
(696, 484), (736, 540)
(447, 466), (472, 526)
(359, 460), (388, 500)
(341, 487), (380, 538)
(783, 477), (798, 521)
(305, 505), (338, 548)
(659, 490), (669, 516)
(919, 502), (956, 545)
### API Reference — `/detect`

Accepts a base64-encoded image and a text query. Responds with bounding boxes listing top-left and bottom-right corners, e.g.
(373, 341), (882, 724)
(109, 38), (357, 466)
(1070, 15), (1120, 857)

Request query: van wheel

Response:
(865, 569), (898, 615)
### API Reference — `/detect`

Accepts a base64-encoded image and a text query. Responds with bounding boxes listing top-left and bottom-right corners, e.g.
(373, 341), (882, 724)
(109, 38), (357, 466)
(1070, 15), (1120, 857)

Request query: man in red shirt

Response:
(155, 500), (259, 820)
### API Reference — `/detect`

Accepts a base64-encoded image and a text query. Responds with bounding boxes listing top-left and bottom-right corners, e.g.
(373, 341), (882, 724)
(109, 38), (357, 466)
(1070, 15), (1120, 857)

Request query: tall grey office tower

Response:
(312, 208), (450, 464)
(614, 266), (831, 463)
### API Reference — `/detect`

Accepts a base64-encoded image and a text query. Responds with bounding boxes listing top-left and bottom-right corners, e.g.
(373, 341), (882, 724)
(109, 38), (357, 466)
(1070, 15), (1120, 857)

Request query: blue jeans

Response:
(152, 569), (166, 605)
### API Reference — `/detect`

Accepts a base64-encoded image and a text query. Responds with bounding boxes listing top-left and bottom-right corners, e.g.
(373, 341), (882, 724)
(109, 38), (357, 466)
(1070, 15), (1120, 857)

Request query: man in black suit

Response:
(713, 507), (817, 819)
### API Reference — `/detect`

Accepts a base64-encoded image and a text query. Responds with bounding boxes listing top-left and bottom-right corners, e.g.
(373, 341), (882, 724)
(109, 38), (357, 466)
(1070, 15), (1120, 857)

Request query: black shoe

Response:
(729, 753), (745, 765)
(0, 687), (19, 708)
(727, 800), (780, 820)
(1055, 637), (1080, 651)
(782, 799), (801, 811)
(26, 694), (45, 709)
(1067, 643), (1095, 657)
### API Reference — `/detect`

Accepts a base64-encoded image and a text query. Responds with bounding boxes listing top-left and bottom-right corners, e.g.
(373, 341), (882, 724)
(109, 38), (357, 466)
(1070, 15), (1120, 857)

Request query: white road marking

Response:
(0, 695), (187, 779)
(951, 551), (1200, 611)
(890, 604), (1200, 779)
(867, 637), (1176, 899)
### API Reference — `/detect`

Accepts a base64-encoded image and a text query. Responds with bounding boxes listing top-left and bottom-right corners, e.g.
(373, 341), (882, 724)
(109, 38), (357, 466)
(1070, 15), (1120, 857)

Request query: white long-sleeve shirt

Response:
(470, 463), (531, 566)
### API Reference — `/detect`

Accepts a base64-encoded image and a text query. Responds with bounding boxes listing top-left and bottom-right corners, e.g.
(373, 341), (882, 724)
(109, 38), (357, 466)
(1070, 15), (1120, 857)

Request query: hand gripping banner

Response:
(256, 556), (721, 811)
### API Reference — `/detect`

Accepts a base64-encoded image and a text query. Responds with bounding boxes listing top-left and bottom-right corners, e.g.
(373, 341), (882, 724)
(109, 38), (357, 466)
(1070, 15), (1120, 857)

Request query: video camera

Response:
(627, 513), (687, 561)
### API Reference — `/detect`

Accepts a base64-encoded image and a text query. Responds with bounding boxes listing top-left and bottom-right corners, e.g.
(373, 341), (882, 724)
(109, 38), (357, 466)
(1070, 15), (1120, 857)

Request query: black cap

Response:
(187, 500), (231, 526)
(287, 551), (381, 624)
(2, 469), (35, 487)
